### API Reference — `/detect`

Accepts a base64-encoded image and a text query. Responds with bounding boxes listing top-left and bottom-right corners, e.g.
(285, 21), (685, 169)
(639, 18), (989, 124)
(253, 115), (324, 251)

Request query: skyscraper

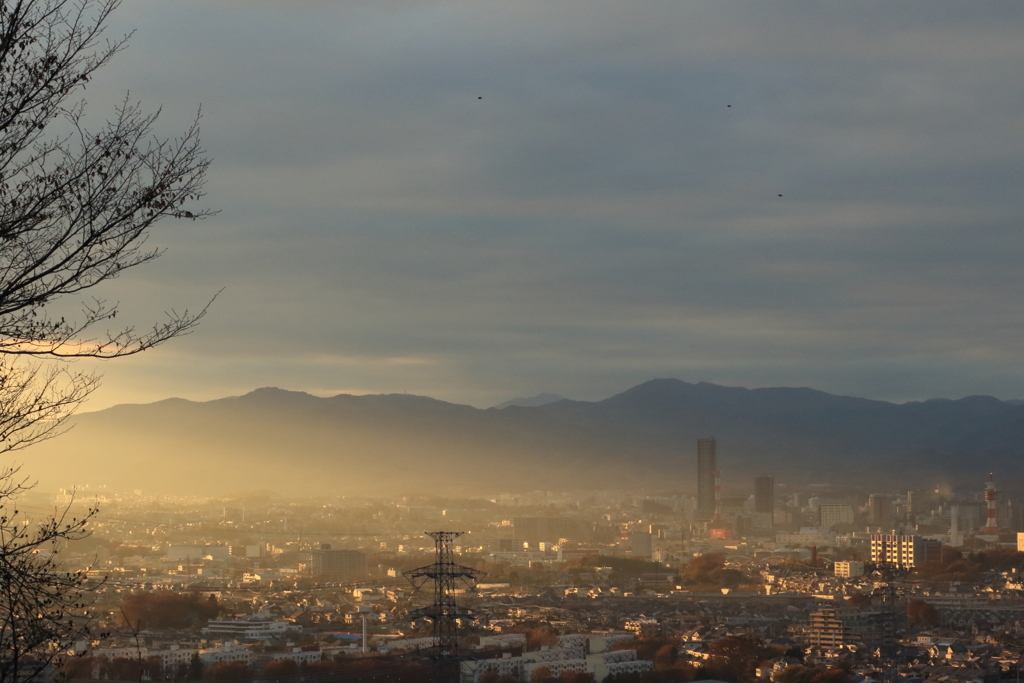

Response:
(754, 476), (774, 514)
(753, 475), (774, 533)
(867, 494), (892, 530)
(696, 437), (717, 521)
(312, 545), (367, 581)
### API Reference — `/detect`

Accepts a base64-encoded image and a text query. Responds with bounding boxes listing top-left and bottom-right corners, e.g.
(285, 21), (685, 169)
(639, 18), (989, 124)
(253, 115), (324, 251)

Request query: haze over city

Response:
(4, 3), (1024, 683)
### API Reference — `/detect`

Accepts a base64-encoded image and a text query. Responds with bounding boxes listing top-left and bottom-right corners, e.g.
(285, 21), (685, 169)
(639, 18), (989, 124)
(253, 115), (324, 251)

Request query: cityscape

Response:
(19, 436), (1024, 683)
(1, 1), (1023, 683)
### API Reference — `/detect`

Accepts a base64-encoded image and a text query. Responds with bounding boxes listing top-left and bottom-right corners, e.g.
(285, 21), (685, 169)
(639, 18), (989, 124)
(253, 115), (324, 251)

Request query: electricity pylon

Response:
(404, 531), (485, 683)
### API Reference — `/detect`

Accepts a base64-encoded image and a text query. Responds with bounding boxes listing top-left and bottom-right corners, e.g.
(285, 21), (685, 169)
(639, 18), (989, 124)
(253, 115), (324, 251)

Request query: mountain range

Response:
(22, 379), (1024, 497)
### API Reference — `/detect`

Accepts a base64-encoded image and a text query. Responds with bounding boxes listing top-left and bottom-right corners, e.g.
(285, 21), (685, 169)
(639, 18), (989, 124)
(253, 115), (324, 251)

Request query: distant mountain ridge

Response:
(494, 393), (565, 409)
(24, 379), (1024, 496)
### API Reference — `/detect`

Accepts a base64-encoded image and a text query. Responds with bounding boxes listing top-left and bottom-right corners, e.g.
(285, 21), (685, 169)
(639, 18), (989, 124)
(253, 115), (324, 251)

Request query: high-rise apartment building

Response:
(867, 494), (892, 529)
(753, 475), (774, 532)
(820, 503), (854, 530)
(870, 533), (941, 568)
(808, 606), (889, 649)
(312, 545), (367, 581)
(512, 517), (581, 547)
(696, 437), (717, 521)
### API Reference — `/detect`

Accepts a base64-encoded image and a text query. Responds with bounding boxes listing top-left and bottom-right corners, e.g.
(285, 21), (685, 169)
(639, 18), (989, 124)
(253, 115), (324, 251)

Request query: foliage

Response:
(906, 599), (940, 625)
(684, 553), (725, 578)
(61, 655), (442, 683)
(696, 635), (775, 683)
(525, 626), (560, 651)
(209, 661), (251, 682)
(617, 637), (698, 681)
(912, 547), (983, 582)
(680, 553), (747, 588)
(311, 657), (432, 682)
(564, 555), (666, 582)
(103, 657), (162, 683)
(119, 591), (220, 630)
(776, 664), (852, 683)
(965, 549), (1024, 572)
(188, 653), (204, 681)
(718, 568), (745, 589)
(263, 659), (298, 678)
(846, 593), (872, 609)
(478, 672), (514, 683)
(604, 670), (694, 683)
(531, 667), (554, 683)
(530, 669), (595, 683)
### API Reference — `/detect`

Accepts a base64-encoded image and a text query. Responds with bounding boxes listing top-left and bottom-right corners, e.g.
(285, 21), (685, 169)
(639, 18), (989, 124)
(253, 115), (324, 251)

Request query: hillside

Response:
(20, 380), (1024, 496)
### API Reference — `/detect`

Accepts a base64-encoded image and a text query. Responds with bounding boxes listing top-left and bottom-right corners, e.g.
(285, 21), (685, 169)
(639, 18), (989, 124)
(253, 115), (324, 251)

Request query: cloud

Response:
(69, 0), (1024, 410)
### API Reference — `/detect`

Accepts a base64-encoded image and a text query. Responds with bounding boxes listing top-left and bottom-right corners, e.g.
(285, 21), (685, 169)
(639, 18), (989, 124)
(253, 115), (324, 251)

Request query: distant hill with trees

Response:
(26, 379), (1024, 496)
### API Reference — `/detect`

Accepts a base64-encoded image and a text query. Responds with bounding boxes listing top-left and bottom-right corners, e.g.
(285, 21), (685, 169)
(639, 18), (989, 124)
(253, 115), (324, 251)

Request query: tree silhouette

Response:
(0, 1), (212, 680)
(0, 468), (97, 683)
(0, 0), (213, 456)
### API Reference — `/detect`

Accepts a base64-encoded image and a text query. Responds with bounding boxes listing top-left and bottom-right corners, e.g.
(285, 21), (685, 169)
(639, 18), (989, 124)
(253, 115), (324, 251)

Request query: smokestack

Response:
(985, 473), (998, 535)
(359, 605), (372, 654)
(714, 469), (722, 522)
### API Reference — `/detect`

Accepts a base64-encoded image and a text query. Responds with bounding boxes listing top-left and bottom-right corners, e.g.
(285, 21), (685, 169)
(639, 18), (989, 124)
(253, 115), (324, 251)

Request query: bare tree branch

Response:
(0, 2), (213, 678)
(0, 468), (102, 683)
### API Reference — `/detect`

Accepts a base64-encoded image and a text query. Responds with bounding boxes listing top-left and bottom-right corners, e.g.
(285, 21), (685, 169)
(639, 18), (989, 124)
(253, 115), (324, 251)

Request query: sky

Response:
(69, 0), (1024, 411)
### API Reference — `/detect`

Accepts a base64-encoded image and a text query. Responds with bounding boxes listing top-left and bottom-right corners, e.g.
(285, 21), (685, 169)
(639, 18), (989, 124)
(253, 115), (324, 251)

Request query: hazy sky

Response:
(72, 0), (1024, 410)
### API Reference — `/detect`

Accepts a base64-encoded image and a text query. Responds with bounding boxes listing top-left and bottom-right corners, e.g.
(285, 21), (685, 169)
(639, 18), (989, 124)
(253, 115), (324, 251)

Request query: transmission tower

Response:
(873, 567), (903, 682)
(404, 531), (485, 683)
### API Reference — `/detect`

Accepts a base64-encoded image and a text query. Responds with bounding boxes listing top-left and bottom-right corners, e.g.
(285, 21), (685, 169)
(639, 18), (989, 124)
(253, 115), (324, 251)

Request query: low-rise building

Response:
(202, 616), (297, 640)
(200, 642), (252, 666)
(834, 561), (865, 578)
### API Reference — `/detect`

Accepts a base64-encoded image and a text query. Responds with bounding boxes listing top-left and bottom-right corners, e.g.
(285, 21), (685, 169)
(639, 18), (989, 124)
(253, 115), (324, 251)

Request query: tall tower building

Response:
(867, 494), (892, 530)
(696, 437), (717, 521)
(754, 476), (774, 514)
(984, 473), (999, 536)
(754, 475), (774, 532)
(312, 545), (367, 581)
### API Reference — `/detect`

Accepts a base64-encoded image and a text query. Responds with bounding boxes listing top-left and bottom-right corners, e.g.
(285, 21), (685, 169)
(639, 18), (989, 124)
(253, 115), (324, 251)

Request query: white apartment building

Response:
(478, 633), (527, 648)
(152, 645), (200, 670)
(589, 631), (635, 653)
(200, 643), (252, 666)
(623, 618), (660, 637)
(524, 646), (586, 663)
(870, 533), (941, 568)
(90, 646), (146, 660)
(834, 561), (865, 578)
(463, 653), (524, 683)
(461, 640), (651, 683)
(555, 634), (588, 650)
(590, 650), (653, 681)
(820, 504), (854, 530)
(379, 637), (436, 654)
(256, 647), (322, 666)
(776, 527), (837, 547)
(203, 617), (297, 639)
